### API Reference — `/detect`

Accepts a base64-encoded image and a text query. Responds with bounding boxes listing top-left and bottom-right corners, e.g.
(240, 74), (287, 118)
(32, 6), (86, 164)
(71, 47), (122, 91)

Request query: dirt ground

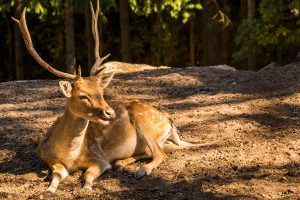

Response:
(0, 63), (299, 200)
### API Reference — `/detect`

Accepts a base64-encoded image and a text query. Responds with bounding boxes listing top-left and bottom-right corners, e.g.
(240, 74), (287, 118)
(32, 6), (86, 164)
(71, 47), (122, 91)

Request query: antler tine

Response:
(93, 66), (107, 76)
(90, 1), (98, 61)
(12, 8), (76, 79)
(90, 0), (110, 76)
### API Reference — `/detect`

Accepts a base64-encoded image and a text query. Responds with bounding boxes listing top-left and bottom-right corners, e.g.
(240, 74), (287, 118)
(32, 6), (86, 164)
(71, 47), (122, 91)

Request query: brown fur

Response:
(37, 76), (188, 193)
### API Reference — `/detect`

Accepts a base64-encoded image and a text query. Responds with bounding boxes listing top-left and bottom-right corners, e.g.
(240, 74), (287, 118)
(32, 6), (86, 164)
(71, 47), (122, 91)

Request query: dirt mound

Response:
(0, 63), (299, 199)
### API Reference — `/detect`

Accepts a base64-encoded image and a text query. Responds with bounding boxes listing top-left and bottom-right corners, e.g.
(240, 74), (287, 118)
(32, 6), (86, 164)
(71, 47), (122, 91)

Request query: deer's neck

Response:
(62, 106), (89, 137)
(50, 105), (89, 159)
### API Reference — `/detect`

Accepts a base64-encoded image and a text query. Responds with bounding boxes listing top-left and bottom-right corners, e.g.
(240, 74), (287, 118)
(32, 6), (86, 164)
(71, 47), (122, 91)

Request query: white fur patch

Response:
(69, 121), (89, 160)
(60, 166), (69, 180)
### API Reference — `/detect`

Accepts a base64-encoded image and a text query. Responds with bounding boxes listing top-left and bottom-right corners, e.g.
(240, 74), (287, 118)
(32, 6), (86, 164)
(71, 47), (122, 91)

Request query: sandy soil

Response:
(0, 63), (299, 199)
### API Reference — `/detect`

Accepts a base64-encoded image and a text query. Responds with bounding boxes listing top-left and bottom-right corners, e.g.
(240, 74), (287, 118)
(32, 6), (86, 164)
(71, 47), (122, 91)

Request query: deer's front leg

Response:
(45, 163), (69, 193)
(83, 162), (111, 190)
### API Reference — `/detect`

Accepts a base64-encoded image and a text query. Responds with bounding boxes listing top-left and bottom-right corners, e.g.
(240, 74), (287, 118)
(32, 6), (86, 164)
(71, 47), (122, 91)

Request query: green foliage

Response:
(129, 0), (202, 23)
(1, 0), (299, 81)
(0, 1), (11, 14)
(234, 0), (300, 63)
(126, 0), (203, 67)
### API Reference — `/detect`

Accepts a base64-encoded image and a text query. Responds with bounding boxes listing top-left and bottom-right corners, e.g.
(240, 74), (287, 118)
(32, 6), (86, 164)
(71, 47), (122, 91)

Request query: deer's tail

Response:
(168, 122), (210, 148)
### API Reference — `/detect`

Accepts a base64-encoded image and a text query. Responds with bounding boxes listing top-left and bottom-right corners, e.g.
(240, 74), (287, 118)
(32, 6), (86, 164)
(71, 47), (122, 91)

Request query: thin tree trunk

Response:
(221, 0), (230, 64)
(65, 0), (76, 74)
(14, 0), (24, 80)
(240, 0), (247, 20)
(151, 12), (162, 66)
(221, 28), (230, 64)
(202, 1), (221, 66)
(247, 0), (255, 18)
(239, 0), (248, 69)
(120, 0), (131, 62)
(189, 17), (195, 66)
(7, 21), (14, 80)
(247, 0), (256, 70)
(85, 0), (93, 69)
(202, 7), (208, 65)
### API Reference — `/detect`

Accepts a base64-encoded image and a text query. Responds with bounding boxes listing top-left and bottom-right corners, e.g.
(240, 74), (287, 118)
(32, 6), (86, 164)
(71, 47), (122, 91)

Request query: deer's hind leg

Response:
(134, 126), (167, 179)
(45, 163), (69, 193)
(114, 153), (149, 171)
(128, 103), (171, 179)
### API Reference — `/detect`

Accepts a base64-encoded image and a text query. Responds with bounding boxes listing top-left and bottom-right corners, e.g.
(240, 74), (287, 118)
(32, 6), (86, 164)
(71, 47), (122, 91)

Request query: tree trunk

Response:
(202, 1), (221, 66)
(120, 0), (131, 62)
(14, 0), (24, 80)
(247, 0), (255, 18)
(221, 0), (230, 64)
(189, 18), (195, 66)
(150, 12), (163, 66)
(221, 28), (230, 64)
(85, 0), (93, 69)
(247, 0), (256, 70)
(240, 0), (248, 20)
(65, 0), (76, 74)
(7, 20), (14, 80)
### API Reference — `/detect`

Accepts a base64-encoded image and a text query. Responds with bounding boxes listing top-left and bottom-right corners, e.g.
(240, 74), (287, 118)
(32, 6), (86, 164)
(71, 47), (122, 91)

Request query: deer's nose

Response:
(103, 108), (115, 119)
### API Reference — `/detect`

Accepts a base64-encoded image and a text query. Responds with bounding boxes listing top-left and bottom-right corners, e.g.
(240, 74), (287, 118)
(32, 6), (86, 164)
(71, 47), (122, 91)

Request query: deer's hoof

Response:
(135, 167), (150, 179)
(116, 165), (124, 173)
(83, 184), (93, 191)
(45, 186), (56, 194)
(113, 163), (124, 172)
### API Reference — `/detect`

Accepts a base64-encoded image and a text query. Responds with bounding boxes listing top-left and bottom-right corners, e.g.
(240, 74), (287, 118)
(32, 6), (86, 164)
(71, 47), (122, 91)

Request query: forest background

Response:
(0, 0), (299, 81)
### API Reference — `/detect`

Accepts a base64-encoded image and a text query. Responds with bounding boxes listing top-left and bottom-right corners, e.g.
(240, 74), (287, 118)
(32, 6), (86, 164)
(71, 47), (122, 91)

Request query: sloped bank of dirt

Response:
(0, 63), (299, 199)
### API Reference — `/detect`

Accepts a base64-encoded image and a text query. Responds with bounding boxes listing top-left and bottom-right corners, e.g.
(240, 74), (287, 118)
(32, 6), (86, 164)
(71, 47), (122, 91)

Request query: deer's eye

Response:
(79, 95), (89, 100)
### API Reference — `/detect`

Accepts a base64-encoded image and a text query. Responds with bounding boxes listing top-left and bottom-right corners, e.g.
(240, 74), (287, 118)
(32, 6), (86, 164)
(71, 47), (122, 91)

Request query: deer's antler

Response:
(90, 0), (110, 76)
(12, 8), (77, 79)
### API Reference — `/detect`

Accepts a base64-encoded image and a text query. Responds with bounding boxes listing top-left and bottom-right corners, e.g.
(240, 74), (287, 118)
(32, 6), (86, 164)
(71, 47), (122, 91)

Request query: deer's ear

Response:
(59, 81), (72, 98)
(98, 72), (114, 89)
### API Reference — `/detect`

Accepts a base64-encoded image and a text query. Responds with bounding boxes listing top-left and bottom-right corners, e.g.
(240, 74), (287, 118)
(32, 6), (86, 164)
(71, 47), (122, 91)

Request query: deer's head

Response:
(13, 1), (115, 125)
(60, 72), (115, 124)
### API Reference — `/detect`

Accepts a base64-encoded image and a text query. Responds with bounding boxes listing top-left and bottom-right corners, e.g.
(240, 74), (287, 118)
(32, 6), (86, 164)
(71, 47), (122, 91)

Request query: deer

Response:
(12, 0), (206, 193)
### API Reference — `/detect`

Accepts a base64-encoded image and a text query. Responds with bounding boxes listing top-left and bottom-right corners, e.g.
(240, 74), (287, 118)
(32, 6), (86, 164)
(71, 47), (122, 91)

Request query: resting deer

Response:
(12, 1), (205, 193)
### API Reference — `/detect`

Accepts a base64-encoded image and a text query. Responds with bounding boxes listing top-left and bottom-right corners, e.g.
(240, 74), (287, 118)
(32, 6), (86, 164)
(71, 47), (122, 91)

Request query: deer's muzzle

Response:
(103, 108), (115, 119)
